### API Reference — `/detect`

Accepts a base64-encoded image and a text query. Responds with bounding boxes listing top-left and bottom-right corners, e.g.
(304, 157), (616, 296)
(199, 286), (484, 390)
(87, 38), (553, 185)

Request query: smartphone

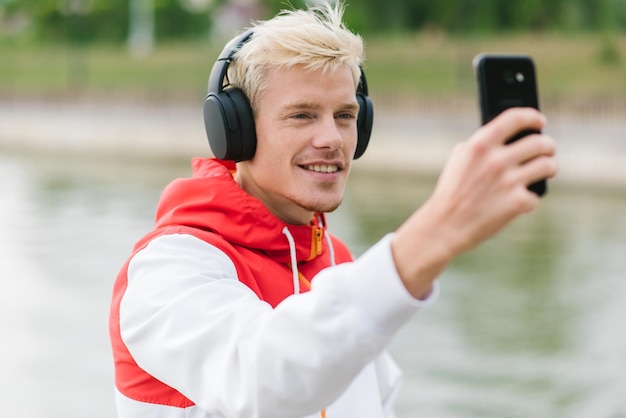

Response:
(473, 53), (546, 197)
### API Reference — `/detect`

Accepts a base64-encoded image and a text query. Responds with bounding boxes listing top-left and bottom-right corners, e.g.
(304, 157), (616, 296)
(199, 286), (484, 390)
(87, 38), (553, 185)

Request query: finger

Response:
(506, 133), (556, 166)
(516, 154), (559, 187)
(479, 107), (547, 147)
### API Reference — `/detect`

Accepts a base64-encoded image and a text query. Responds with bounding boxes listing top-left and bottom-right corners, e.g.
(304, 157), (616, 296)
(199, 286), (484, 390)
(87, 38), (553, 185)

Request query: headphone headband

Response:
(207, 30), (254, 96)
(203, 29), (374, 162)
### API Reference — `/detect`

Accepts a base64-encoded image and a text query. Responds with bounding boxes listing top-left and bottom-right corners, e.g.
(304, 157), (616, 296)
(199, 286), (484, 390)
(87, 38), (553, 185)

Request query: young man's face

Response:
(236, 64), (360, 224)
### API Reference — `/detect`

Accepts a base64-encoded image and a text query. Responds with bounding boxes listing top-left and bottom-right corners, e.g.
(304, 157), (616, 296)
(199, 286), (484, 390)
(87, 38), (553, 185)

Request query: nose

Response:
(311, 115), (344, 152)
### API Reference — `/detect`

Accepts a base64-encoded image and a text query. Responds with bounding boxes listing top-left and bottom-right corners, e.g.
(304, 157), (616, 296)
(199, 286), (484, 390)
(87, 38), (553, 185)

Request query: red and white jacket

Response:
(109, 158), (438, 418)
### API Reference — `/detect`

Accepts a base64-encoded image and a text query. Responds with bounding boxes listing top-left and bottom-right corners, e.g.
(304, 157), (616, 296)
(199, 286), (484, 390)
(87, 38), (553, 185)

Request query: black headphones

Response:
(203, 29), (374, 162)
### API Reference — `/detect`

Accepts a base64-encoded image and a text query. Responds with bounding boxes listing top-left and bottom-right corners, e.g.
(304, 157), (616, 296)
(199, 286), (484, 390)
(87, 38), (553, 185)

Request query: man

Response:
(109, 2), (557, 418)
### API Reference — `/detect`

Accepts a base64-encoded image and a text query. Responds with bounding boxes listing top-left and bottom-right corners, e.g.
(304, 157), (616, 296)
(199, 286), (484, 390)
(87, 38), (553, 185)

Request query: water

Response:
(348, 172), (626, 418)
(1, 151), (624, 418)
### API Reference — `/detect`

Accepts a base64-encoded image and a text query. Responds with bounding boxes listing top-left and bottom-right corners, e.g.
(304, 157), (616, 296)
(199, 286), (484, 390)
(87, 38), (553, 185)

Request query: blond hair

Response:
(227, 1), (364, 112)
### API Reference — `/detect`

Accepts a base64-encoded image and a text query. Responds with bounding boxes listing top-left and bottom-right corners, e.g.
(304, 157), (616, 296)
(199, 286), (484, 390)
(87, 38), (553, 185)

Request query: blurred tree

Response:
(262, 0), (307, 16)
(154, 0), (210, 38)
(10, 0), (129, 42)
(1, 0), (625, 43)
(4, 0), (215, 43)
(334, 0), (626, 34)
(128, 0), (154, 56)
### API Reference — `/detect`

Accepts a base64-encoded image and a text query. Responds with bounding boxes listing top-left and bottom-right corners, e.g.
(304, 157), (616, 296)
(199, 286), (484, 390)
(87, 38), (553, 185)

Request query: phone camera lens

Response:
(503, 70), (515, 84)
(503, 70), (526, 84)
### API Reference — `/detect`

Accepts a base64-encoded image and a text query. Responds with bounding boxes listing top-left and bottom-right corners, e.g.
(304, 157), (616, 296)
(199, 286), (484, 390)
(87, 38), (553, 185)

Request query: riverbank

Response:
(1, 97), (625, 192)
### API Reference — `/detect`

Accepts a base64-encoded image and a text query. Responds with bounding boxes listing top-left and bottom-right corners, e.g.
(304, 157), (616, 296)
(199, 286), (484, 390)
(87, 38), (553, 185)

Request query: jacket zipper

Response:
(313, 226), (323, 256)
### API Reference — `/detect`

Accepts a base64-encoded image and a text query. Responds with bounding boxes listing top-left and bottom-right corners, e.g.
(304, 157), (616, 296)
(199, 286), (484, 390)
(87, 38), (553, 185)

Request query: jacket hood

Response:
(154, 158), (328, 265)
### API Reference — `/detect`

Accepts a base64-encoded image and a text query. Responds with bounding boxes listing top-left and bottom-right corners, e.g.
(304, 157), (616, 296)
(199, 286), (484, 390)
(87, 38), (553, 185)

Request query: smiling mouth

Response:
(302, 164), (339, 173)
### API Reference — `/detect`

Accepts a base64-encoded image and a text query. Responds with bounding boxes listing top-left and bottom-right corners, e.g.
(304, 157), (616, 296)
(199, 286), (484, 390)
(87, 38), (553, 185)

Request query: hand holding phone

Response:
(473, 54), (547, 197)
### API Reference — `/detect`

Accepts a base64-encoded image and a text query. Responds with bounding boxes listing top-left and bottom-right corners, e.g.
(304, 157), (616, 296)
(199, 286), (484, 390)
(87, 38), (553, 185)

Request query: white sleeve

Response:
(375, 351), (403, 418)
(120, 233), (437, 418)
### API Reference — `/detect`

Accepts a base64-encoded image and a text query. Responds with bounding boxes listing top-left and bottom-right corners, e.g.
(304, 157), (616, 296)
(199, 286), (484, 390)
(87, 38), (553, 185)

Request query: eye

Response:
(336, 112), (356, 120)
(290, 112), (313, 120)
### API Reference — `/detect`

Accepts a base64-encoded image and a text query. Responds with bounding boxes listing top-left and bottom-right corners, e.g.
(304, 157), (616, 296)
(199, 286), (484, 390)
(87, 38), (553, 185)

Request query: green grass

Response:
(1, 32), (625, 101)
(0, 39), (219, 99)
(364, 31), (626, 99)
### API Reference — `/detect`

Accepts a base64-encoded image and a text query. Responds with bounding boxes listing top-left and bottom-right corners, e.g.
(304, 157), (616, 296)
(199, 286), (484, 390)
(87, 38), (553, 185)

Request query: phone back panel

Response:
(474, 54), (539, 125)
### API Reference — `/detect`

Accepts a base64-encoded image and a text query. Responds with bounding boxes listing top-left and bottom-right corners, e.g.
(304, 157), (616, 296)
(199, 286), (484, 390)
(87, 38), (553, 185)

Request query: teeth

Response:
(304, 164), (338, 173)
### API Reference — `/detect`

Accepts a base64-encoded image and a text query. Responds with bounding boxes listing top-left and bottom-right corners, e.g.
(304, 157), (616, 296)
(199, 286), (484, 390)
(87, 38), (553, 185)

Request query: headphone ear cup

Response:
(203, 88), (257, 162)
(354, 92), (374, 160)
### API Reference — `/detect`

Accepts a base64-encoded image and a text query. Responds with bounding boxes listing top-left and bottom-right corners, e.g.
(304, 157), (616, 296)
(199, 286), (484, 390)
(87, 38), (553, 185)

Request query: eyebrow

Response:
(281, 101), (360, 112)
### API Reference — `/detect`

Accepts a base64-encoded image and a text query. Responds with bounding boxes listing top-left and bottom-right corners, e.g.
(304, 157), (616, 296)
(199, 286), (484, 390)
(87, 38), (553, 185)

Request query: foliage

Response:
(1, 0), (215, 43)
(340, 0), (626, 34)
(1, 0), (625, 44)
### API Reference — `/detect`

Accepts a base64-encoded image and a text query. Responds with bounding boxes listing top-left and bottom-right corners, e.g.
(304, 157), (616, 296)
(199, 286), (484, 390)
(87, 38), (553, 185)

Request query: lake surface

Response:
(1, 151), (624, 418)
